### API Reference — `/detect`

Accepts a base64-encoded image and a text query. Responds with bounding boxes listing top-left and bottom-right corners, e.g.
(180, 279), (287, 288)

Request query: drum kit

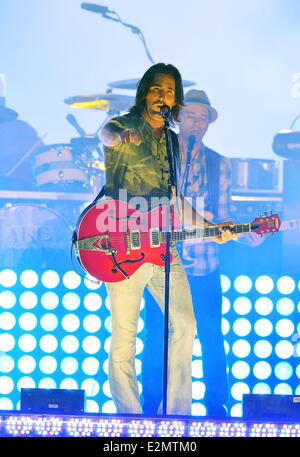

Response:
(31, 77), (195, 194)
(1, 77), (196, 269)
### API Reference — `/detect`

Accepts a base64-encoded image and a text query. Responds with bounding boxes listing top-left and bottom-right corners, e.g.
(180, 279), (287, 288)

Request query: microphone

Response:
(160, 104), (170, 119)
(81, 3), (111, 15)
(187, 135), (196, 152)
(66, 114), (87, 137)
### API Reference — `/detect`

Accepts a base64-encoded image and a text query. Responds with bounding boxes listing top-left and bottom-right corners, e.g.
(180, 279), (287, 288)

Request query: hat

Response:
(184, 89), (218, 123)
(0, 74), (18, 122)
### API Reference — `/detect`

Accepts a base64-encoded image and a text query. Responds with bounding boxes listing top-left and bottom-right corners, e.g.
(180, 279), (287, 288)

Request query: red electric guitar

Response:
(74, 199), (281, 282)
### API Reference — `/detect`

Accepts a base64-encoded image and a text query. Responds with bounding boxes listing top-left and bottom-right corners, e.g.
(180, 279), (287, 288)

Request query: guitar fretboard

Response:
(160, 223), (255, 242)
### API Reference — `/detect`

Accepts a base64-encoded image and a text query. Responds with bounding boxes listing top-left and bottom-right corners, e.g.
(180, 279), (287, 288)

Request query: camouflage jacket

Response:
(103, 113), (179, 202)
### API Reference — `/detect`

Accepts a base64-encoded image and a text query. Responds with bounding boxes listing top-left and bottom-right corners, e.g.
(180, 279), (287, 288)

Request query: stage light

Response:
(275, 341), (294, 359)
(81, 378), (100, 397)
(62, 271), (81, 289)
(253, 339), (273, 358)
(231, 361), (250, 379)
(39, 334), (58, 353)
(252, 382), (271, 394)
(82, 336), (101, 354)
(275, 319), (295, 338)
(221, 317), (230, 335)
(82, 357), (100, 376)
(18, 312), (37, 331)
(255, 275), (274, 294)
(274, 383), (293, 395)
(0, 333), (15, 352)
(232, 339), (251, 358)
(230, 403), (242, 417)
(41, 291), (59, 310)
(20, 270), (39, 288)
(41, 270), (60, 288)
(233, 297), (252, 315)
(19, 291), (38, 309)
(231, 381), (250, 401)
(254, 297), (273, 315)
(17, 376), (36, 390)
(191, 402), (206, 416)
(193, 338), (201, 357)
(18, 334), (37, 352)
(0, 398), (13, 410)
(276, 298), (295, 316)
(192, 359), (203, 378)
(137, 317), (145, 334)
(104, 316), (111, 332)
(0, 311), (16, 330)
(274, 362), (293, 380)
(192, 381), (205, 400)
(102, 400), (116, 414)
(59, 378), (78, 389)
(0, 290), (16, 309)
(102, 380), (112, 398)
(277, 276), (296, 295)
(222, 296), (231, 314)
(232, 318), (251, 337)
(40, 313), (59, 332)
(220, 274), (231, 293)
(0, 269), (17, 287)
(0, 354), (14, 373)
(254, 318), (273, 337)
(39, 355), (58, 374)
(233, 275), (252, 294)
(82, 314), (101, 333)
(39, 377), (57, 389)
(104, 337), (111, 354)
(60, 357), (79, 375)
(61, 335), (80, 353)
(135, 359), (142, 376)
(83, 292), (102, 311)
(18, 355), (36, 373)
(61, 313), (81, 332)
(62, 292), (81, 310)
(253, 361), (272, 380)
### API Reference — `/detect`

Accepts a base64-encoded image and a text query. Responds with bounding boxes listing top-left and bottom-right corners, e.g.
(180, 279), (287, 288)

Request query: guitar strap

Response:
(92, 184), (108, 203)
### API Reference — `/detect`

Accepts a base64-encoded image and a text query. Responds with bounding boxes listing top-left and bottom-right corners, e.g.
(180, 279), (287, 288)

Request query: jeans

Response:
(105, 246), (196, 415)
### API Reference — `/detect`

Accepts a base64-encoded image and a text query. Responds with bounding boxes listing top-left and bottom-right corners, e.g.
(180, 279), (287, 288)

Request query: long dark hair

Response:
(129, 63), (184, 123)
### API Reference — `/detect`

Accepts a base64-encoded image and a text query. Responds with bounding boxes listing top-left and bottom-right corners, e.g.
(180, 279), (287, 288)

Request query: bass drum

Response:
(32, 143), (91, 192)
(0, 204), (73, 270)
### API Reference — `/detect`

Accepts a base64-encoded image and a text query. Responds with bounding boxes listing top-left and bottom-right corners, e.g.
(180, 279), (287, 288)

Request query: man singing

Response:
(100, 63), (236, 415)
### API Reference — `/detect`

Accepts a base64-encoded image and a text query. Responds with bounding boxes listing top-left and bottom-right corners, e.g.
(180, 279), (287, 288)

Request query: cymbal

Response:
(107, 78), (196, 90)
(64, 94), (134, 112)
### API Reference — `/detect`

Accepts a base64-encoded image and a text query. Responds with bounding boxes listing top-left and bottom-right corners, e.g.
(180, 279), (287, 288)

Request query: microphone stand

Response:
(161, 112), (177, 416)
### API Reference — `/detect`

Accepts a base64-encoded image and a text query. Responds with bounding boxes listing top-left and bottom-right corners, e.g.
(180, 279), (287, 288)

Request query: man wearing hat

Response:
(177, 89), (231, 417)
(142, 89), (262, 417)
(0, 74), (43, 190)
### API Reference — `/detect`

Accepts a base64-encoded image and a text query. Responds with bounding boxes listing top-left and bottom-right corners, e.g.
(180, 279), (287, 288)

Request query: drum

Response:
(32, 143), (91, 192)
(0, 204), (73, 269)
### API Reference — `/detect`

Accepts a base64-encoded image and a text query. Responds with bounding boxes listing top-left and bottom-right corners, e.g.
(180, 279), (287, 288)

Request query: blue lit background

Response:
(0, 268), (299, 415)
(0, 0), (300, 417)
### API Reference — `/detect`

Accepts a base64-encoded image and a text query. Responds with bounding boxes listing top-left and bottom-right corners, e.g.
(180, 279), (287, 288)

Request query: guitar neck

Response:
(161, 222), (254, 242)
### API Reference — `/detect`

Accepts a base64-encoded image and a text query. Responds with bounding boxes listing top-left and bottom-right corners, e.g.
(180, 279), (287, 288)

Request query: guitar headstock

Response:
(251, 213), (281, 235)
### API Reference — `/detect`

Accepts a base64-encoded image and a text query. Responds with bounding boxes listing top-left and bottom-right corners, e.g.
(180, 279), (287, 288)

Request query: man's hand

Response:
(211, 221), (238, 244)
(119, 130), (142, 146)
